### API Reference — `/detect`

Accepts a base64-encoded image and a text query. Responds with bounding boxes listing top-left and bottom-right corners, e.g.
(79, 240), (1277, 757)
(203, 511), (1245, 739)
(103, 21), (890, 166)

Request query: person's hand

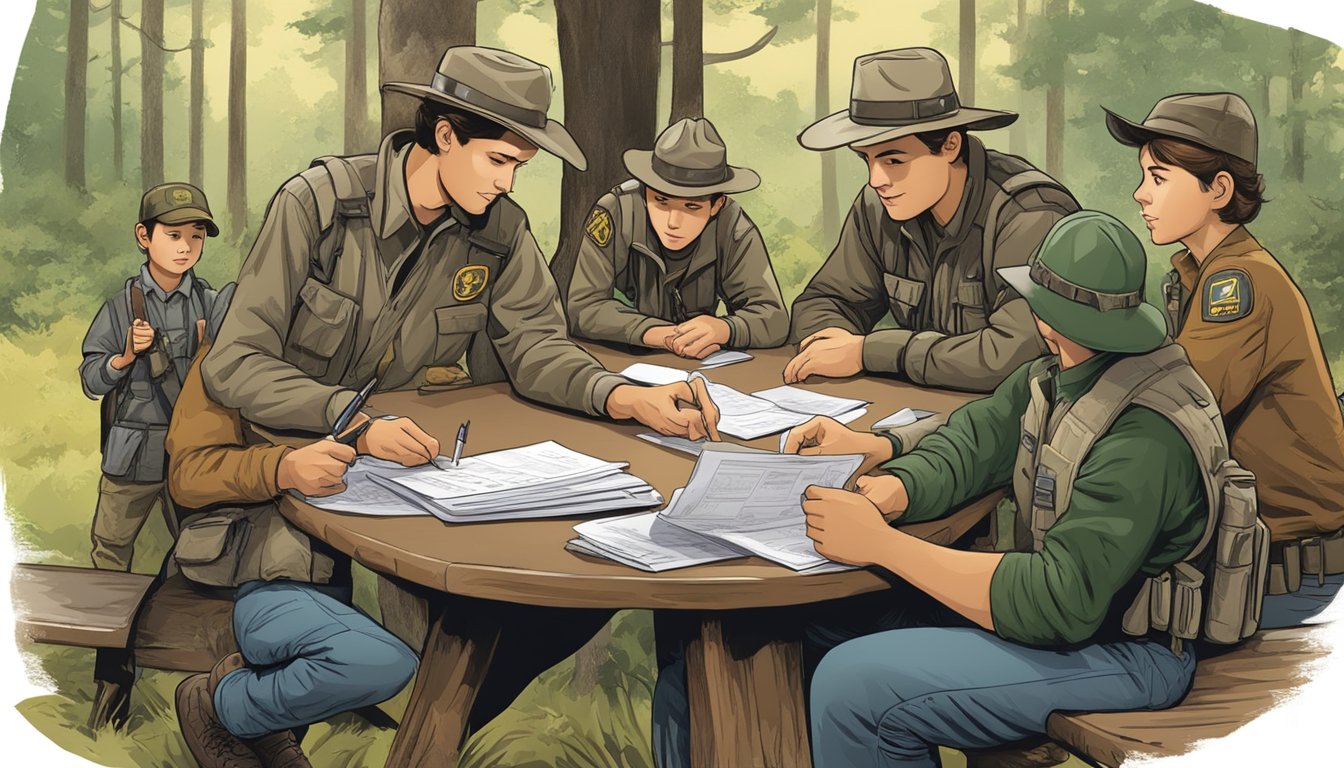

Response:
(195, 318), (206, 345)
(783, 327), (864, 383)
(278, 439), (357, 497)
(802, 484), (894, 566)
(642, 325), (679, 350)
(112, 319), (156, 370)
(854, 474), (910, 519)
(783, 416), (894, 474)
(668, 316), (731, 359)
(358, 416), (441, 467)
(606, 376), (721, 441)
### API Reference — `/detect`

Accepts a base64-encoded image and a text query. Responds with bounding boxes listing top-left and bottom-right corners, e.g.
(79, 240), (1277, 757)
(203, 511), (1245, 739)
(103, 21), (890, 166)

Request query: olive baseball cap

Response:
(1103, 92), (1258, 166)
(139, 182), (219, 237)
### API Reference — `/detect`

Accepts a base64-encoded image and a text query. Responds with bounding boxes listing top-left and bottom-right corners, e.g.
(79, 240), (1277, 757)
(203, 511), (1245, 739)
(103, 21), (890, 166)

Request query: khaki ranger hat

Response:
(382, 45), (587, 170)
(800, 47), (1017, 151)
(1104, 92), (1258, 166)
(623, 118), (761, 197)
(139, 182), (219, 237)
(999, 211), (1167, 354)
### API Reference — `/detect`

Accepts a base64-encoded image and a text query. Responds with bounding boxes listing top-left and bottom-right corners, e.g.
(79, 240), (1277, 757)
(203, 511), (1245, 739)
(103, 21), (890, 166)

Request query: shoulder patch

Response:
(585, 207), (613, 247)
(1201, 268), (1254, 323)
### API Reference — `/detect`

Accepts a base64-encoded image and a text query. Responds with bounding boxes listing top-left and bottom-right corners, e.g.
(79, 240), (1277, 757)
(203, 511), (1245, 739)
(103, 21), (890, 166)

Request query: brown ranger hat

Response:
(139, 182), (218, 237)
(799, 47), (1017, 151)
(382, 45), (587, 170)
(1104, 92), (1258, 166)
(623, 118), (761, 198)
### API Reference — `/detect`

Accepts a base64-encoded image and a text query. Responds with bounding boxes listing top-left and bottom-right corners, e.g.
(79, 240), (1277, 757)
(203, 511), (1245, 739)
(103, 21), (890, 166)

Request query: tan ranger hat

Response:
(1104, 92), (1258, 166)
(139, 182), (218, 237)
(382, 45), (587, 170)
(624, 118), (760, 197)
(800, 47), (1017, 151)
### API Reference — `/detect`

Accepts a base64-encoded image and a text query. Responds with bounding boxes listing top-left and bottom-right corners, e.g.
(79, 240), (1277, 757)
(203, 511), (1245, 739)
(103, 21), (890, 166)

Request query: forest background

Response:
(1, 0), (1342, 766)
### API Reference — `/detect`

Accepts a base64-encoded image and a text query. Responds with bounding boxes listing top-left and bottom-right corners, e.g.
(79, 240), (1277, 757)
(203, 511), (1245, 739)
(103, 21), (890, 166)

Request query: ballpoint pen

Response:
(331, 377), (378, 446)
(451, 420), (470, 467)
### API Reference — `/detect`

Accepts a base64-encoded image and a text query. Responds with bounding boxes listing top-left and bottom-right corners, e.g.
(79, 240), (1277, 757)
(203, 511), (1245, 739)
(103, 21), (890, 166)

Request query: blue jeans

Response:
(214, 580), (419, 739)
(1260, 574), (1343, 629)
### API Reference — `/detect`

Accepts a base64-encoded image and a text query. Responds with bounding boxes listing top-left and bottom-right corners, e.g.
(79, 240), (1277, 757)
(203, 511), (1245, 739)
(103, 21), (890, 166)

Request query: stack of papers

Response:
(569, 445), (863, 572)
(305, 441), (661, 523)
(619, 364), (871, 440)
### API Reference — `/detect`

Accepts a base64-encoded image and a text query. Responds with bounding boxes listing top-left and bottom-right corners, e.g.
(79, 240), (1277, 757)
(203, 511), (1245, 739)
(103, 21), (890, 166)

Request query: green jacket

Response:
(790, 137), (1078, 392)
(567, 180), (788, 349)
(885, 352), (1207, 646)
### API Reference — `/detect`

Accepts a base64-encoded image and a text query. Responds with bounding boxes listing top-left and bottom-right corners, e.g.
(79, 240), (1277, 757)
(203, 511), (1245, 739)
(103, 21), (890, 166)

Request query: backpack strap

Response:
(305, 155), (374, 285)
(981, 169), (1077, 306)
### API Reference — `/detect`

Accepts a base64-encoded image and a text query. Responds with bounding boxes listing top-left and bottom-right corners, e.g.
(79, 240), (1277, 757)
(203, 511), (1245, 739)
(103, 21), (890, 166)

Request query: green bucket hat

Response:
(998, 211), (1166, 354)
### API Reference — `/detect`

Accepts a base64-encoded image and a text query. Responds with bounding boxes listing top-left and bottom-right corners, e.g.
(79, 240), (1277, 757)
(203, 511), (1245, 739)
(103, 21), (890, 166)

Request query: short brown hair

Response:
(1147, 137), (1266, 224)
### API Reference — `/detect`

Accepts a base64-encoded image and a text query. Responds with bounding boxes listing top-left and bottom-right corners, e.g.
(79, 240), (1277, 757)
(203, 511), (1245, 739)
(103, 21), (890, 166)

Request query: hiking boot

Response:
(175, 673), (263, 768)
(209, 652), (246, 693)
(246, 730), (312, 768)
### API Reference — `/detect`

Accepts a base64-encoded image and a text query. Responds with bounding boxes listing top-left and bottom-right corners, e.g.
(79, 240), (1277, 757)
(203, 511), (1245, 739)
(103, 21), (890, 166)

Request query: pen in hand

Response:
(451, 421), (470, 467)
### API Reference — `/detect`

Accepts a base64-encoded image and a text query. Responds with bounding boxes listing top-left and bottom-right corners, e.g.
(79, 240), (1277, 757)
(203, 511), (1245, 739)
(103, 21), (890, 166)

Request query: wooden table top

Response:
(279, 344), (997, 610)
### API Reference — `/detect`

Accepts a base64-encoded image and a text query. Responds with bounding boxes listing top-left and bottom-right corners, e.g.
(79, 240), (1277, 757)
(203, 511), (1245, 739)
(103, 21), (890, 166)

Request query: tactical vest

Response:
(1011, 343), (1268, 647)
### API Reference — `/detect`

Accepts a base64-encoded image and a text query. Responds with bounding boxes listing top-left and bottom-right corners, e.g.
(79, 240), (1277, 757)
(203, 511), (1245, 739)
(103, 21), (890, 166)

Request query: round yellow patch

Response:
(170, 187), (194, 204)
(453, 265), (490, 301)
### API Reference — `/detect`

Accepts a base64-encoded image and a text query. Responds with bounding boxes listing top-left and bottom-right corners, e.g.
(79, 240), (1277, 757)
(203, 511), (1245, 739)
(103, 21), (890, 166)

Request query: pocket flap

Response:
(101, 425), (145, 477)
(174, 516), (236, 565)
(956, 281), (985, 307)
(883, 273), (926, 308)
(435, 303), (488, 336)
(298, 278), (355, 327)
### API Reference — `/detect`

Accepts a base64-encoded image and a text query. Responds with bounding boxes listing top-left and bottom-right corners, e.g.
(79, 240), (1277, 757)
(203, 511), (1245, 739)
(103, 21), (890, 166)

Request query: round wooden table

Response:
(278, 344), (998, 767)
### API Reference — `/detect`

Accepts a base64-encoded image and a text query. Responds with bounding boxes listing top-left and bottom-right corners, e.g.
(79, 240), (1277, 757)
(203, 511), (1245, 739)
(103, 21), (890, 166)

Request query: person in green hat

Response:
(566, 117), (787, 358)
(78, 182), (229, 573)
(762, 210), (1262, 767)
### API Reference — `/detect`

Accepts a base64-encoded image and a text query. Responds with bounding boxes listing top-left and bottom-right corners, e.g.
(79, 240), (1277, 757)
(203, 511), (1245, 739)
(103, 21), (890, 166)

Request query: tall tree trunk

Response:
(817, 0), (837, 239)
(1044, 0), (1067, 180)
(1009, 0), (1027, 156)
(190, 0), (204, 188)
(378, 0), (476, 135)
(140, 0), (164, 189)
(669, 0), (704, 123)
(346, 0), (369, 152)
(551, 0), (660, 302)
(959, 0), (975, 103)
(1286, 27), (1305, 182)
(111, 0), (124, 180)
(228, 0), (246, 237)
(64, 0), (89, 189)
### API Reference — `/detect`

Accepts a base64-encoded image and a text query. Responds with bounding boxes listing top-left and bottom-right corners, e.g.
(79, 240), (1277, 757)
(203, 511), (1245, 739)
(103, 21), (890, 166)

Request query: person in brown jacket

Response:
(1106, 91), (1344, 627)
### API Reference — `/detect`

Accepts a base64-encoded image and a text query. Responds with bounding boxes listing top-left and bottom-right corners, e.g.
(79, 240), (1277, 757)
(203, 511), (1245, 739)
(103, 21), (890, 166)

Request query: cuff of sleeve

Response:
(260, 445), (296, 498)
(885, 465), (939, 524)
(324, 389), (359, 433)
(862, 329), (915, 374)
(629, 316), (668, 348)
(102, 357), (130, 386)
(722, 315), (748, 348)
(589, 372), (630, 417)
(881, 432), (905, 458)
(901, 330), (946, 385)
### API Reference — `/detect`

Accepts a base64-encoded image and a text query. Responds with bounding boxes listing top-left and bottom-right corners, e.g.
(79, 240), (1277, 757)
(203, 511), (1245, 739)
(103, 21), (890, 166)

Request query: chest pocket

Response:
(287, 278), (357, 380)
(883, 273), (925, 328)
(953, 279), (989, 335)
(434, 303), (487, 363)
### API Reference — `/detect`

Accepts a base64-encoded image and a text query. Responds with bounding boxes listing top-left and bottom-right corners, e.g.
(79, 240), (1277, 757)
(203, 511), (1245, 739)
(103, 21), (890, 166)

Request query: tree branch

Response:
(120, 16), (193, 53)
(661, 25), (779, 66)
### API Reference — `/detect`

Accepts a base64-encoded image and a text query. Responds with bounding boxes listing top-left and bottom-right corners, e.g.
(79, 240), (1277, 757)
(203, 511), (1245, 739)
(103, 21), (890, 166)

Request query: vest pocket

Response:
(287, 278), (356, 379)
(174, 512), (253, 588)
(954, 280), (989, 335)
(433, 303), (487, 362)
(883, 273), (925, 327)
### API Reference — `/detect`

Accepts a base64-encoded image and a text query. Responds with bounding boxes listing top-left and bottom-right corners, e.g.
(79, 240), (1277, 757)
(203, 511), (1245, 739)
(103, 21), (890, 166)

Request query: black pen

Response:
(451, 420), (470, 467)
(331, 377), (378, 446)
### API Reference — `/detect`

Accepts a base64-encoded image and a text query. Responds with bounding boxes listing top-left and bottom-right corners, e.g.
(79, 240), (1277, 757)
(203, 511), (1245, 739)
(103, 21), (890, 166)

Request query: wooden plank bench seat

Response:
(1045, 625), (1329, 766)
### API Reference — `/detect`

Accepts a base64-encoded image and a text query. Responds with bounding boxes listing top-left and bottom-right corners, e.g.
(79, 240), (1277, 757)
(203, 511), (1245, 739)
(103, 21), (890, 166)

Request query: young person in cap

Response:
(567, 117), (787, 358)
(1106, 92), (1344, 627)
(785, 47), (1078, 394)
(783, 211), (1264, 767)
(79, 182), (229, 573)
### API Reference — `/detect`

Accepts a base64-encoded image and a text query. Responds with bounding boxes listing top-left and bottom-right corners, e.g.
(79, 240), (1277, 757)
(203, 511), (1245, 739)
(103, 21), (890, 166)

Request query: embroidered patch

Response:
(170, 187), (194, 204)
(452, 265), (490, 302)
(1201, 269), (1253, 323)
(584, 207), (612, 247)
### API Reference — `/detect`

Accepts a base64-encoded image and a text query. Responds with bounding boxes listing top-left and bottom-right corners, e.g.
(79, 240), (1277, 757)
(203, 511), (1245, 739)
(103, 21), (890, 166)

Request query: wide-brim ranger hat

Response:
(623, 117), (760, 197)
(140, 182), (219, 237)
(799, 47), (1017, 151)
(998, 211), (1167, 354)
(1103, 92), (1258, 166)
(382, 46), (588, 170)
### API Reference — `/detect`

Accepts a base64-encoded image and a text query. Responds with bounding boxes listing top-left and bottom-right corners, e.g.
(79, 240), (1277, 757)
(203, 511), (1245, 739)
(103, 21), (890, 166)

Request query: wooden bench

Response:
(1045, 625), (1328, 766)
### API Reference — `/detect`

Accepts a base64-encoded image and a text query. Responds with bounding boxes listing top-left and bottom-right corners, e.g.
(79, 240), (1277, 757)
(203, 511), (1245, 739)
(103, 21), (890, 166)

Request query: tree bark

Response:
(228, 0), (246, 237)
(1045, 0), (1067, 180)
(111, 0), (123, 180)
(817, 0), (837, 238)
(550, 0), (661, 303)
(64, 0), (89, 189)
(190, 0), (204, 189)
(670, 0), (704, 123)
(140, 0), (164, 189)
(1009, 0), (1026, 156)
(1286, 27), (1305, 182)
(378, 0), (476, 135)
(346, 0), (369, 153)
(959, 0), (975, 104)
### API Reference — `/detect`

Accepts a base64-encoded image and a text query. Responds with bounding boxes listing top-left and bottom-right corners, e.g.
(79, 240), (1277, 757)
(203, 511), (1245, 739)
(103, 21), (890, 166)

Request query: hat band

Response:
(850, 93), (961, 126)
(650, 155), (730, 187)
(1029, 260), (1142, 312)
(430, 73), (547, 130)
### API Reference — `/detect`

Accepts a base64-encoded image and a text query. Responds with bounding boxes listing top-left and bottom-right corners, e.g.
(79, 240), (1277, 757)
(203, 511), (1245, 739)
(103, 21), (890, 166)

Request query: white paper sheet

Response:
(870, 408), (939, 429)
(751, 385), (871, 419)
(389, 441), (624, 501)
(572, 500), (746, 571)
(697, 350), (753, 369)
